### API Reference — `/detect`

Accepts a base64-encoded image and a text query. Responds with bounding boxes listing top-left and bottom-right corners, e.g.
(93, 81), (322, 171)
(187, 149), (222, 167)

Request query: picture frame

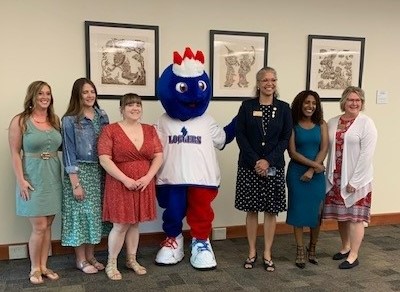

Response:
(210, 30), (268, 101)
(306, 35), (365, 101)
(85, 21), (159, 100)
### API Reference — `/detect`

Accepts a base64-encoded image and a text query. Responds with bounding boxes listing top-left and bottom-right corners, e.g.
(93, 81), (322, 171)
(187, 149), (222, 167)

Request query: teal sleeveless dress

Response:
(286, 124), (326, 228)
(16, 120), (62, 216)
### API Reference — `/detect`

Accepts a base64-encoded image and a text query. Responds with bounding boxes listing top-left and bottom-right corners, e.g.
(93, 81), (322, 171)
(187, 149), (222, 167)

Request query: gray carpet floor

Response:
(1, 224), (400, 291)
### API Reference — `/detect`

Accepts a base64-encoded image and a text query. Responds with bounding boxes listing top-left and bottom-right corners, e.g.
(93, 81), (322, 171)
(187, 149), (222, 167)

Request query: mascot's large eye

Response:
(175, 82), (188, 93)
(198, 80), (207, 91)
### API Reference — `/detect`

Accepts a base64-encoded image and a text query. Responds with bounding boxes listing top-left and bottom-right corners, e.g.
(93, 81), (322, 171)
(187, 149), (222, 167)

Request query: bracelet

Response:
(73, 182), (80, 190)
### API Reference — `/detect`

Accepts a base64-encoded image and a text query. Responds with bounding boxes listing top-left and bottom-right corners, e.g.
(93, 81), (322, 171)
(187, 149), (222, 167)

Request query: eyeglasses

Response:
(347, 98), (362, 103)
(258, 78), (277, 83)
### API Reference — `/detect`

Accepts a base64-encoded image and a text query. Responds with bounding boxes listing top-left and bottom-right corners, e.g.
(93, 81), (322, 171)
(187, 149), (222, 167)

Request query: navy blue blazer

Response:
(235, 97), (292, 169)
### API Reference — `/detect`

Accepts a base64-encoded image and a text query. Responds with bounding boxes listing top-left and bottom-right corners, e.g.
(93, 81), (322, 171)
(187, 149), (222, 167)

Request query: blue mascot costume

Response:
(155, 47), (235, 270)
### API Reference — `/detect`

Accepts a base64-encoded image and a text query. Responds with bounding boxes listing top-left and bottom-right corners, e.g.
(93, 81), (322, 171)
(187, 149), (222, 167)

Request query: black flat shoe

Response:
(332, 250), (350, 260)
(338, 259), (359, 269)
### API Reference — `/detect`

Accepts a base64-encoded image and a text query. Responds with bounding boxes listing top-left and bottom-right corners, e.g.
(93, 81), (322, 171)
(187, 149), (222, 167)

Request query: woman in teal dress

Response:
(9, 81), (62, 284)
(286, 90), (328, 269)
(61, 78), (109, 274)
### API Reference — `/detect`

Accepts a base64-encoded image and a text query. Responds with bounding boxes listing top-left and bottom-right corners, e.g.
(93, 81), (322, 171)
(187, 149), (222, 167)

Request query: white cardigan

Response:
(326, 113), (377, 207)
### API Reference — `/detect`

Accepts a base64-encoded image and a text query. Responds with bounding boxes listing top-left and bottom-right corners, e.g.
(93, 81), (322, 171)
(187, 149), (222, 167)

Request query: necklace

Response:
(260, 105), (277, 135)
(32, 116), (48, 124)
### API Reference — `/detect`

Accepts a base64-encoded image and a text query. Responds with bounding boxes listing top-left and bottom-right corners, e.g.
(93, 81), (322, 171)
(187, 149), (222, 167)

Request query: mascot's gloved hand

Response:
(223, 115), (237, 146)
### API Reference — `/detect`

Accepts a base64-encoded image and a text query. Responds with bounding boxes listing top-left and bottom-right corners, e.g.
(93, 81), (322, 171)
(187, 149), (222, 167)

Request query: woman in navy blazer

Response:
(235, 67), (292, 272)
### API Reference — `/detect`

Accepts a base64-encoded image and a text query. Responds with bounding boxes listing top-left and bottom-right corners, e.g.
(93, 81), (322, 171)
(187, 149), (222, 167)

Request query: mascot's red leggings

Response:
(156, 185), (217, 240)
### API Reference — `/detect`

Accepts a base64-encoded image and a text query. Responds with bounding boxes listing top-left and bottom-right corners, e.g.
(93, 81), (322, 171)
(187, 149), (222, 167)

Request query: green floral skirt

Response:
(61, 162), (111, 247)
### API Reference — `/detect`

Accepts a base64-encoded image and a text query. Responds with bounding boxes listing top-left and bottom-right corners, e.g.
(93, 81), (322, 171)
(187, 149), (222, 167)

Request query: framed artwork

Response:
(85, 21), (159, 100)
(306, 35), (365, 101)
(210, 30), (268, 101)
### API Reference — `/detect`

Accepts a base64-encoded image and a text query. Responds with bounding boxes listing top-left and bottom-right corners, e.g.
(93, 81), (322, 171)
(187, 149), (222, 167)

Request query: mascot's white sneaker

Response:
(190, 238), (217, 270)
(155, 234), (184, 265)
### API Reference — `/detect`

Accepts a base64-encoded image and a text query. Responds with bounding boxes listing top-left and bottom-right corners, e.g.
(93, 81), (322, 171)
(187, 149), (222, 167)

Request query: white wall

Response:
(1, 0), (398, 244)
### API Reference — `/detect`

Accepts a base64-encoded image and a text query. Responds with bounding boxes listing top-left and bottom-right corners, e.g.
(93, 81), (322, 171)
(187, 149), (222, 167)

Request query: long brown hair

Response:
(63, 78), (100, 119)
(18, 81), (60, 132)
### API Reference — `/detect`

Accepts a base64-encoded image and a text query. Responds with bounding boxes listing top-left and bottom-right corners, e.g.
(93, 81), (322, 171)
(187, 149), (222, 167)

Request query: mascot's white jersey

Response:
(156, 113), (226, 187)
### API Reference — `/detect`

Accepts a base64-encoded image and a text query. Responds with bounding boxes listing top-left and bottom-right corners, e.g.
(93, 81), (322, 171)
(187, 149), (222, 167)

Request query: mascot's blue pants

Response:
(156, 185), (217, 240)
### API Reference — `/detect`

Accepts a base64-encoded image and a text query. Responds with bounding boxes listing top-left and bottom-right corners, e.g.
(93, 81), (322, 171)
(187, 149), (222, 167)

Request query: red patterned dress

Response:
(323, 117), (371, 222)
(98, 123), (163, 224)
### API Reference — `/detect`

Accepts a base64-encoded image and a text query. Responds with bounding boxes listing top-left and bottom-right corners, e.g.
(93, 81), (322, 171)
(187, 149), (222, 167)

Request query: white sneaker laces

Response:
(191, 240), (210, 252)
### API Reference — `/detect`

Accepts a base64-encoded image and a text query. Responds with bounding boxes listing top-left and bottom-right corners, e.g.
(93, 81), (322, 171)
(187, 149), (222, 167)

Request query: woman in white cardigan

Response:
(323, 86), (377, 269)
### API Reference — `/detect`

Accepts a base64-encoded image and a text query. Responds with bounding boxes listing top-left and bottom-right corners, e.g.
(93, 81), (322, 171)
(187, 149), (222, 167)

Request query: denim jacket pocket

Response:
(74, 120), (96, 161)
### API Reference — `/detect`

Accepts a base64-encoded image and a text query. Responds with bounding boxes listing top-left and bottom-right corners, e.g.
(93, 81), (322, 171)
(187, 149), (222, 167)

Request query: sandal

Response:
(88, 257), (105, 271)
(243, 253), (257, 269)
(307, 243), (318, 265)
(295, 246), (306, 269)
(126, 254), (147, 275)
(106, 258), (122, 280)
(76, 260), (98, 274)
(41, 268), (59, 280)
(263, 258), (275, 272)
(29, 270), (44, 285)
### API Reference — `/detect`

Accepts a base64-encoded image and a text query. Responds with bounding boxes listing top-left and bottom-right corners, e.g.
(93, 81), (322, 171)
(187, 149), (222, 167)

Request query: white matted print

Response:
(306, 35), (365, 101)
(210, 30), (268, 101)
(85, 21), (159, 100)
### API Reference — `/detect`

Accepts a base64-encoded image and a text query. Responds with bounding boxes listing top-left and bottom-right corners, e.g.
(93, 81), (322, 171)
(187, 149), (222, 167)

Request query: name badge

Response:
(253, 110), (262, 117)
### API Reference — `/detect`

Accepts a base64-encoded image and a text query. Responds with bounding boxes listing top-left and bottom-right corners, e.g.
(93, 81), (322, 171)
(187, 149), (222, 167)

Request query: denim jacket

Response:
(62, 107), (109, 174)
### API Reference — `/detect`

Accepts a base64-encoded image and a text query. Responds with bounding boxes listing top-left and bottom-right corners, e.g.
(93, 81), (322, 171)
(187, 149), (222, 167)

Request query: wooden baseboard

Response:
(226, 212), (400, 238)
(1, 212), (399, 261)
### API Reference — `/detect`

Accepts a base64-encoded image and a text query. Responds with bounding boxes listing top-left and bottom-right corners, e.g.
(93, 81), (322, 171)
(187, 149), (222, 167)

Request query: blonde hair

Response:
(339, 86), (365, 111)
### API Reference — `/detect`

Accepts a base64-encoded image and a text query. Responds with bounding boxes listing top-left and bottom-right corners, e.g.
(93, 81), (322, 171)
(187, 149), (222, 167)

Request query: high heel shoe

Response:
(295, 245), (305, 269)
(307, 243), (318, 265)
(263, 258), (275, 272)
(243, 252), (257, 269)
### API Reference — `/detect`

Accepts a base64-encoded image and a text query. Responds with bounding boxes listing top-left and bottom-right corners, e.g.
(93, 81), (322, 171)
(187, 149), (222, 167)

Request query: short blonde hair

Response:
(339, 86), (365, 111)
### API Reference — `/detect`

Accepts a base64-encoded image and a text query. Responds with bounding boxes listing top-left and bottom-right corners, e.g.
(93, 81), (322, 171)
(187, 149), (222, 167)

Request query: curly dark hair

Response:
(291, 90), (324, 125)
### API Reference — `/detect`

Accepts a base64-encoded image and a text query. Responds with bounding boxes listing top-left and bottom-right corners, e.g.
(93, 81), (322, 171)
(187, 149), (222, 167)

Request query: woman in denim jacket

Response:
(61, 78), (109, 274)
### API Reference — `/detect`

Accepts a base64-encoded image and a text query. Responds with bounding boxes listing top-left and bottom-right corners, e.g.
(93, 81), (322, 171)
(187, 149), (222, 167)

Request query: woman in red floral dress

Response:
(98, 93), (163, 280)
(323, 86), (377, 269)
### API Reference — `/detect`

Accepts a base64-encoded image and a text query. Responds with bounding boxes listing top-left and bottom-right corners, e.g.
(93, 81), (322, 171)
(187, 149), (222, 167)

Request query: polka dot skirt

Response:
(235, 166), (287, 214)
